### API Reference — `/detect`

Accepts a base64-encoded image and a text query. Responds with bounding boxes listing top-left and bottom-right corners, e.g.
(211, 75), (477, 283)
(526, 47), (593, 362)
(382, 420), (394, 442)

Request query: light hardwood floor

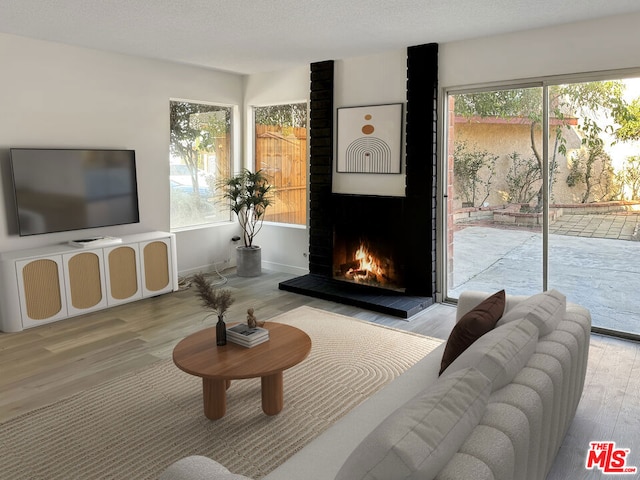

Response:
(1, 269), (638, 478)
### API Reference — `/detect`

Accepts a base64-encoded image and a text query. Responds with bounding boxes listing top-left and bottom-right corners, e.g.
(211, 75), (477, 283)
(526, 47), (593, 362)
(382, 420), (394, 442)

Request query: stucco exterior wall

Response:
(452, 120), (585, 209)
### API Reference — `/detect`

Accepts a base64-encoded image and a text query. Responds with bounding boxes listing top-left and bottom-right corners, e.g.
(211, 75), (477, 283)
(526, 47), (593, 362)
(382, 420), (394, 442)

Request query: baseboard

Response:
(261, 261), (309, 276)
(178, 261), (307, 279)
(178, 261), (235, 279)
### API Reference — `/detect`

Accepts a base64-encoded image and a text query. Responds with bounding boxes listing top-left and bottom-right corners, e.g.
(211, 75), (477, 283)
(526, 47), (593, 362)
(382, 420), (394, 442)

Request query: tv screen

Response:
(10, 148), (140, 236)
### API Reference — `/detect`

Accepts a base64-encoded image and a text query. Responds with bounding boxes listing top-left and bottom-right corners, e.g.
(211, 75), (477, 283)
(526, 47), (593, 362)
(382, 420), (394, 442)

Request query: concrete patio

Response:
(449, 213), (640, 336)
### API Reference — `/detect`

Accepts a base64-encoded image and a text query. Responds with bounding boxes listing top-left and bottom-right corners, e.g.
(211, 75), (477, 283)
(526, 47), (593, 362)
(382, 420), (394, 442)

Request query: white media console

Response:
(0, 231), (178, 332)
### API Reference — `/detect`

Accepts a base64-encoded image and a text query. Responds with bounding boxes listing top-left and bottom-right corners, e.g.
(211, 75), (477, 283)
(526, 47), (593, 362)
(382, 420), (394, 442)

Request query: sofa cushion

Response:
(440, 289), (505, 375)
(496, 289), (566, 336)
(335, 367), (491, 480)
(158, 455), (253, 480)
(442, 318), (539, 391)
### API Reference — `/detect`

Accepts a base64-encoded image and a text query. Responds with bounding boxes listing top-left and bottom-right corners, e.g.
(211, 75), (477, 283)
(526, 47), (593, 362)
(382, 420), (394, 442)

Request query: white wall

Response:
(440, 12), (640, 88)
(0, 33), (243, 276)
(243, 66), (311, 275)
(333, 50), (407, 196)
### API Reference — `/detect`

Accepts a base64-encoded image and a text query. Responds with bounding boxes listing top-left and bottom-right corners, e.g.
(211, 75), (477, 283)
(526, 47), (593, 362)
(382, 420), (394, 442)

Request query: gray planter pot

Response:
(236, 246), (262, 277)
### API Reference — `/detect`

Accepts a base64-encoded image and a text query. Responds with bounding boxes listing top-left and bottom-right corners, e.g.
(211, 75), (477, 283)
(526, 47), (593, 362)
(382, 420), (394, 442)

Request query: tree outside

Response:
(453, 141), (497, 207)
(169, 101), (232, 229)
(451, 78), (640, 211)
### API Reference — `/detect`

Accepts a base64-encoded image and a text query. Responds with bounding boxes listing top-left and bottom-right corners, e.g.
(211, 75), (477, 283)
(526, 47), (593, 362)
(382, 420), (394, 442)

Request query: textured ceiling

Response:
(1, 0), (640, 74)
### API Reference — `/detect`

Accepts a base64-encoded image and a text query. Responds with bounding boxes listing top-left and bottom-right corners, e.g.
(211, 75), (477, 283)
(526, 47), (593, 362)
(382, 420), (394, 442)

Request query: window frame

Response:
(169, 98), (238, 232)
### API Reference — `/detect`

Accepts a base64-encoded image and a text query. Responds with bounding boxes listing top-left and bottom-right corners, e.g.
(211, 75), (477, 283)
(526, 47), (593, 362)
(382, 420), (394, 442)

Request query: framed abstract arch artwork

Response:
(336, 103), (403, 174)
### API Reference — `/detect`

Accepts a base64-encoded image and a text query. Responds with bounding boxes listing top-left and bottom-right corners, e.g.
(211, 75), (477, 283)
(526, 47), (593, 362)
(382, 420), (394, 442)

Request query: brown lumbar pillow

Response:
(439, 290), (506, 375)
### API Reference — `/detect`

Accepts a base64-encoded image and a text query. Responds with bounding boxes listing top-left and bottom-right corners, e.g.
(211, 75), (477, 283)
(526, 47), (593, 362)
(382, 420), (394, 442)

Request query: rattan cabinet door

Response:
(104, 244), (142, 305)
(16, 256), (67, 327)
(63, 250), (107, 315)
(140, 238), (173, 296)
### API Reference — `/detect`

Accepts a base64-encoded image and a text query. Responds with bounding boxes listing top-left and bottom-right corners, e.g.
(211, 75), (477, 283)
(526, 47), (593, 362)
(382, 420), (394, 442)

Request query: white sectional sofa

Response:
(159, 290), (591, 480)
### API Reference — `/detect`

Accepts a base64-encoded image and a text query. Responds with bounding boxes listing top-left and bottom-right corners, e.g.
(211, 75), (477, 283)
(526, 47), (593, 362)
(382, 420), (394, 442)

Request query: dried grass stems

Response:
(192, 273), (234, 316)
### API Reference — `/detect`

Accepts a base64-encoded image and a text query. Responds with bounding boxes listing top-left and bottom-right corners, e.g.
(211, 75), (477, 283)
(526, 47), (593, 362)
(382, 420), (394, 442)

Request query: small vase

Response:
(216, 315), (227, 346)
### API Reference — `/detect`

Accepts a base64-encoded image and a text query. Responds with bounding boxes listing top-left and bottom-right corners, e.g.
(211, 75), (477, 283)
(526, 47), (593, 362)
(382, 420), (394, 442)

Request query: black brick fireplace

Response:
(279, 44), (438, 318)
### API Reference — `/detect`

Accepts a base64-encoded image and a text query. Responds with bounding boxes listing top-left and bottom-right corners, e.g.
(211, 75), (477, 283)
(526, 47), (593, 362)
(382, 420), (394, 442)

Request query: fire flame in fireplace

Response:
(345, 243), (389, 285)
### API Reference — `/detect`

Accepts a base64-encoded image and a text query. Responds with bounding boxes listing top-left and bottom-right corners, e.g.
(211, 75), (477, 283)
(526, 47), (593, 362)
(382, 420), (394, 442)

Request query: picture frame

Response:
(336, 103), (403, 174)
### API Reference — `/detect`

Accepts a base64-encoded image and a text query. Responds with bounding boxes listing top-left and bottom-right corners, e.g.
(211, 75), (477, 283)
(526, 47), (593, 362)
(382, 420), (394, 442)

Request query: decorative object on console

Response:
(220, 169), (273, 277)
(68, 236), (123, 248)
(191, 273), (234, 346)
(439, 289), (505, 375)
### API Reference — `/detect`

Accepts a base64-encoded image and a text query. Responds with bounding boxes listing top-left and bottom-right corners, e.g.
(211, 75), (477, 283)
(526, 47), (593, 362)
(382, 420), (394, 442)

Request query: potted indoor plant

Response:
(221, 168), (273, 277)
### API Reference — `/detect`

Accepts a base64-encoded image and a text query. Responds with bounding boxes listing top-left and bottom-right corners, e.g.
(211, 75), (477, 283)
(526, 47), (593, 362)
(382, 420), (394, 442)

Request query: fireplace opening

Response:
(333, 229), (405, 292)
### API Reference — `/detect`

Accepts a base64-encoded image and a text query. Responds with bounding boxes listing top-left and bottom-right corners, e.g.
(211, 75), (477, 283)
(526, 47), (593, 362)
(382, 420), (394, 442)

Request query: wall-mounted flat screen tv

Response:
(10, 148), (140, 236)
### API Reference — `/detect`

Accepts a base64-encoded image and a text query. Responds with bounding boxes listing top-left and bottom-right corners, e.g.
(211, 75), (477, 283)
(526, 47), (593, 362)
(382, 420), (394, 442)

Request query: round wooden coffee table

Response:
(172, 322), (311, 420)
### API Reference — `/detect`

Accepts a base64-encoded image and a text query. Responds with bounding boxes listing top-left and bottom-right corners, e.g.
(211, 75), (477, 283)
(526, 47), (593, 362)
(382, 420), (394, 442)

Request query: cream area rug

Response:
(0, 306), (442, 480)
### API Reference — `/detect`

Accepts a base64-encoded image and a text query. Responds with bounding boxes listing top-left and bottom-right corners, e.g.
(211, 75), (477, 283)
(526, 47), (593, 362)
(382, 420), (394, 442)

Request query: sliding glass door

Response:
(445, 86), (544, 297)
(444, 75), (640, 338)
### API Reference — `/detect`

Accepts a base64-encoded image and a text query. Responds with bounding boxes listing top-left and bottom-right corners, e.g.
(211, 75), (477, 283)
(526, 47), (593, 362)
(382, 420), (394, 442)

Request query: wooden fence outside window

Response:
(255, 124), (308, 225)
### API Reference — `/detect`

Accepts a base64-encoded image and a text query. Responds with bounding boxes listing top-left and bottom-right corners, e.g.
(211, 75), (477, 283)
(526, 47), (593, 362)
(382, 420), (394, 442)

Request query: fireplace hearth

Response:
(279, 273), (431, 318)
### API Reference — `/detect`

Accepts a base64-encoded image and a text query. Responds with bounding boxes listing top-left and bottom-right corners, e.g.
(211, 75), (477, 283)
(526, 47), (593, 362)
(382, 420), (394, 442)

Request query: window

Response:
(443, 75), (640, 338)
(170, 100), (232, 230)
(254, 103), (308, 225)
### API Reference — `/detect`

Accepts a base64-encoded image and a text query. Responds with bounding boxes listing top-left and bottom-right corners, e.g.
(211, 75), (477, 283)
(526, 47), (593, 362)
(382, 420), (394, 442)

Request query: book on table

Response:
(226, 324), (269, 347)
(227, 335), (270, 348)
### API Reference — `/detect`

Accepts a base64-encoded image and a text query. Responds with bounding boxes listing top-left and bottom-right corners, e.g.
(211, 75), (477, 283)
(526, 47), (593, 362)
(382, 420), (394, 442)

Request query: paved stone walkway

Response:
(549, 213), (640, 240)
